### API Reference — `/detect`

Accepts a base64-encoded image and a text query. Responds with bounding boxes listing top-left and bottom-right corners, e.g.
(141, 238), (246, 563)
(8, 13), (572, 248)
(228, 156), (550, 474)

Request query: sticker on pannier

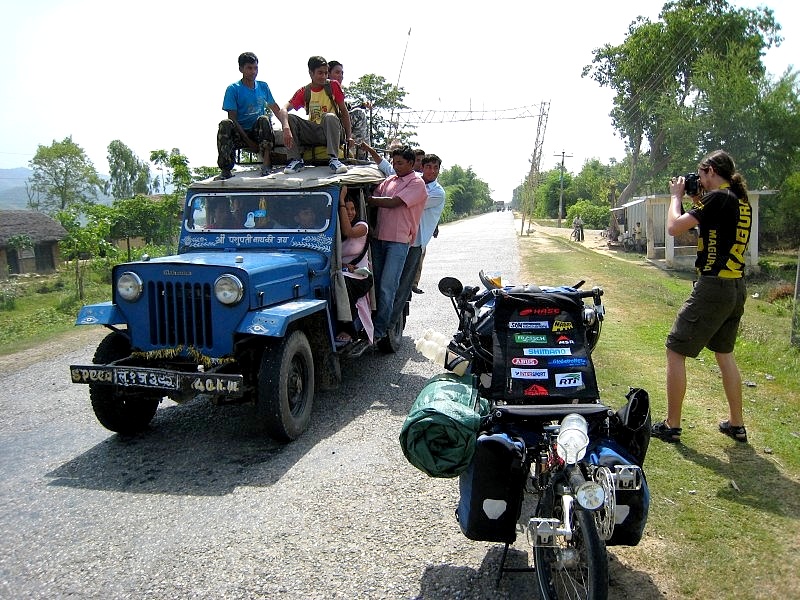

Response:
(490, 290), (599, 403)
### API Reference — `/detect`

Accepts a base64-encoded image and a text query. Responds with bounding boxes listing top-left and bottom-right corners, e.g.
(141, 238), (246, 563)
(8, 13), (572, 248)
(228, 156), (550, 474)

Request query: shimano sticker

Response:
(523, 347), (572, 356)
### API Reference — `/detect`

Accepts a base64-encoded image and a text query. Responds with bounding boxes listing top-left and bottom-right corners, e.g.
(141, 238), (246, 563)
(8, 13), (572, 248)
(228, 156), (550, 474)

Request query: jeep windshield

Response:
(185, 192), (332, 233)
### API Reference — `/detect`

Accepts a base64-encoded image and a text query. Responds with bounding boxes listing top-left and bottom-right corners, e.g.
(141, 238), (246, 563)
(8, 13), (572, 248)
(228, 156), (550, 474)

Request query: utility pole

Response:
(555, 150), (572, 228)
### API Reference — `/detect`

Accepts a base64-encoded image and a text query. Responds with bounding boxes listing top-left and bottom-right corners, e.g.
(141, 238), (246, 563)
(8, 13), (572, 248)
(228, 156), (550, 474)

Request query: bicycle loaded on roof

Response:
(401, 270), (652, 600)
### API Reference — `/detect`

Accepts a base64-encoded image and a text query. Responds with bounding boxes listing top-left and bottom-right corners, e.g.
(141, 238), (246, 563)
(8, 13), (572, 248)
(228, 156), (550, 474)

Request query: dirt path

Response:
(0, 326), (107, 376)
(521, 221), (635, 260)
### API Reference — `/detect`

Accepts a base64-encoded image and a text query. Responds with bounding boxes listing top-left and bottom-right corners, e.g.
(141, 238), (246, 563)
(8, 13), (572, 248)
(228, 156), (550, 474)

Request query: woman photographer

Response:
(652, 150), (752, 444)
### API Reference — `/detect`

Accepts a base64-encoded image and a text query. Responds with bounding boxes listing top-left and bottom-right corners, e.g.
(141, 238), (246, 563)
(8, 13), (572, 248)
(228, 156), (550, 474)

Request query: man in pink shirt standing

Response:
(366, 146), (428, 342)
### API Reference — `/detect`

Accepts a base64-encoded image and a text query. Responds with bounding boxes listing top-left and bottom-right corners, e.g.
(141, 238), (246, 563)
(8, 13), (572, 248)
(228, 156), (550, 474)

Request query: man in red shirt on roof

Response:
(283, 56), (353, 175)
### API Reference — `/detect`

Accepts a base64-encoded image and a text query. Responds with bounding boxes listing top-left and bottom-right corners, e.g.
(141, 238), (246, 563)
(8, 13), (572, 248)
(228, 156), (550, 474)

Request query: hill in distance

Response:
(0, 168), (113, 210)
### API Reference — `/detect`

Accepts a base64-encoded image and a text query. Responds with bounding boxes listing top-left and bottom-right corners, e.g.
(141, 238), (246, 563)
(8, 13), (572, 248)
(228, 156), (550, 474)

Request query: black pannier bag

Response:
(455, 432), (527, 543)
(609, 387), (652, 466)
(490, 287), (600, 403)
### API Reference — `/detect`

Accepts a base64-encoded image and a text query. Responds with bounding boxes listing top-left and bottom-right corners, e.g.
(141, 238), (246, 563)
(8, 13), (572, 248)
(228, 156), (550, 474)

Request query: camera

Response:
(684, 172), (701, 196)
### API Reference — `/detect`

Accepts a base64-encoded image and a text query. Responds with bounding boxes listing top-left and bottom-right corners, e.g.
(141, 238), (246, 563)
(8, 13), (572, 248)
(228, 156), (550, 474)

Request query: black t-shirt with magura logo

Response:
(688, 187), (752, 278)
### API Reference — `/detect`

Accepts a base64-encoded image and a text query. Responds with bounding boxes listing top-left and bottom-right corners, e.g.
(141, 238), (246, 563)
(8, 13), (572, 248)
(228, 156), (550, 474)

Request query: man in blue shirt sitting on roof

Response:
(217, 52), (292, 180)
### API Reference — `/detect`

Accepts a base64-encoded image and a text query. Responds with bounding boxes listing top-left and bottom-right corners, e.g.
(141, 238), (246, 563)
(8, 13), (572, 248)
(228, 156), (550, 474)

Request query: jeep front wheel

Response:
(257, 331), (315, 442)
(89, 332), (161, 435)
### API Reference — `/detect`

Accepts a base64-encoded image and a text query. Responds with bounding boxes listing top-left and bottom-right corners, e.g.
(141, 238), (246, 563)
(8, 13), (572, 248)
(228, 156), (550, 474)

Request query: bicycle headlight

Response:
(214, 274), (244, 305)
(575, 481), (605, 510)
(556, 413), (589, 464)
(116, 271), (143, 302)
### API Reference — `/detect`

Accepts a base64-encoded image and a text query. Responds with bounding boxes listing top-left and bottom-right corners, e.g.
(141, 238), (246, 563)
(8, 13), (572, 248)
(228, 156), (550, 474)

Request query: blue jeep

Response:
(69, 165), (403, 441)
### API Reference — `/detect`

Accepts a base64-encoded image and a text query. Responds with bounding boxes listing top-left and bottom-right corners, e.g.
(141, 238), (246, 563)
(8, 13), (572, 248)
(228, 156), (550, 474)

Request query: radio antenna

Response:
(388, 27), (412, 145)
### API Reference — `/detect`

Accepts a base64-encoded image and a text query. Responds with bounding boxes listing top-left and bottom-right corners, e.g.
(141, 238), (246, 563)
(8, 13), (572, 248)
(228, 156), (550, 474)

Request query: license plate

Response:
(70, 365), (244, 397)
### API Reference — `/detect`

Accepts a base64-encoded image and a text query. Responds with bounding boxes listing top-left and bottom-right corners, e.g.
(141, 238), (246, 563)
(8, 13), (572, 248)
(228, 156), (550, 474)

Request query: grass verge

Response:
(518, 233), (799, 600)
(0, 272), (108, 355)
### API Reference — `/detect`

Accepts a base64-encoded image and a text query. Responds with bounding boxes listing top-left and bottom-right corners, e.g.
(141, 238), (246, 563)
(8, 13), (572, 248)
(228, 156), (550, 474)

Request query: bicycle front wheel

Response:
(534, 486), (608, 600)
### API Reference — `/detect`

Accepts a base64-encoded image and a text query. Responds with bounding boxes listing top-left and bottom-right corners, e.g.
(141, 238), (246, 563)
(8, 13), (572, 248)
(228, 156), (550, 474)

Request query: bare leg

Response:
(665, 348), (687, 428)
(715, 351), (744, 426)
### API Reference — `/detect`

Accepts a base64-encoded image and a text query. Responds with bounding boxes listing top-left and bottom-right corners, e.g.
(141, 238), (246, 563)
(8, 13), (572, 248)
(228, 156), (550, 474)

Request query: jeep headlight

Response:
(214, 274), (244, 305)
(116, 271), (143, 302)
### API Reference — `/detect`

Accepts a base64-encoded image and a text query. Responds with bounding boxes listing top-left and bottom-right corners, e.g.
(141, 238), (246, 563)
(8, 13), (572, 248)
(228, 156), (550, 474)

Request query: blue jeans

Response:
(370, 239), (409, 339)
(389, 245), (422, 332)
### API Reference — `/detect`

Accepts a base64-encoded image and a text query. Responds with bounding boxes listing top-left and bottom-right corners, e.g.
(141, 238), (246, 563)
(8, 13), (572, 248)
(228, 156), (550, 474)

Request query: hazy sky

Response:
(0, 0), (796, 202)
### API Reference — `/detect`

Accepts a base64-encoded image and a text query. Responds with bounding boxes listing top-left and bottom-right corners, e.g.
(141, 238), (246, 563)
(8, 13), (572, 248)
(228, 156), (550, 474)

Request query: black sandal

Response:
(719, 420), (748, 443)
(651, 420), (682, 443)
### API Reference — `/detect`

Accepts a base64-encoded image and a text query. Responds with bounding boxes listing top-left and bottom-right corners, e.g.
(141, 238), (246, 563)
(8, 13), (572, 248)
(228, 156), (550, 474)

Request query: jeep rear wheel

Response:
(89, 332), (160, 435)
(257, 331), (314, 442)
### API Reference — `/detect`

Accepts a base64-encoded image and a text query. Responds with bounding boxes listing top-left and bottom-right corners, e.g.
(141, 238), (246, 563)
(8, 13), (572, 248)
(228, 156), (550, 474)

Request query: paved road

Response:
(1, 211), (541, 599)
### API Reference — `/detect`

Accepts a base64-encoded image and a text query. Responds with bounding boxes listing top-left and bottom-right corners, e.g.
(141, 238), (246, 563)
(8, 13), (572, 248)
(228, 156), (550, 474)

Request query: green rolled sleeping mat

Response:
(399, 373), (488, 478)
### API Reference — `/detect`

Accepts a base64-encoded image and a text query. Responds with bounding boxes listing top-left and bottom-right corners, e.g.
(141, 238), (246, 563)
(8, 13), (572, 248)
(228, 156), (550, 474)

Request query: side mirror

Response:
(438, 277), (463, 298)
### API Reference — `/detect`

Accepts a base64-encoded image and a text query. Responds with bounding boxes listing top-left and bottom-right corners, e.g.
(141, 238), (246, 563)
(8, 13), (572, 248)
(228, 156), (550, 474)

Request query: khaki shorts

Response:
(666, 276), (746, 357)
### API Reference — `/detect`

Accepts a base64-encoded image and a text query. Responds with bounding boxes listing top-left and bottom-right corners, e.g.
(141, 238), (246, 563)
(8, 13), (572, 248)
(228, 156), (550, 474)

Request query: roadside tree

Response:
(439, 165), (492, 217)
(29, 136), (104, 214)
(583, 0), (788, 203)
(111, 195), (181, 261)
(107, 140), (151, 200)
(344, 74), (414, 149)
(57, 207), (116, 301)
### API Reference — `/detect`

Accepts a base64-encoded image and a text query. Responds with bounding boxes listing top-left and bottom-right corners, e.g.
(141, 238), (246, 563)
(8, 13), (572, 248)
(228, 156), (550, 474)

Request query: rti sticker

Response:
(511, 368), (548, 379)
(555, 372), (584, 388)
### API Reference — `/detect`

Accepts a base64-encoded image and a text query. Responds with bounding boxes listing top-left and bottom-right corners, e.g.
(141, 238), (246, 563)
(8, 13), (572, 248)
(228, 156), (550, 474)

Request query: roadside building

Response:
(0, 210), (67, 278)
(610, 191), (771, 272)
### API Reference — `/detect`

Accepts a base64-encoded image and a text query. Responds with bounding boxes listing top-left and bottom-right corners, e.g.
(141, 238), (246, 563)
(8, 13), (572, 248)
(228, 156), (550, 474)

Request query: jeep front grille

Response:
(147, 281), (214, 349)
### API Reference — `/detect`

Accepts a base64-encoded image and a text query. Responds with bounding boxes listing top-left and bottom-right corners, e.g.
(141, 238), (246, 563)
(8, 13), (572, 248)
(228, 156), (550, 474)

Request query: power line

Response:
(393, 104), (544, 125)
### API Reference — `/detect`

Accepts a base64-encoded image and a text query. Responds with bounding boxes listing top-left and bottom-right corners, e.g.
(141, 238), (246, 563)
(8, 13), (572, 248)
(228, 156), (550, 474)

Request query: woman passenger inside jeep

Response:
(337, 187), (373, 345)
